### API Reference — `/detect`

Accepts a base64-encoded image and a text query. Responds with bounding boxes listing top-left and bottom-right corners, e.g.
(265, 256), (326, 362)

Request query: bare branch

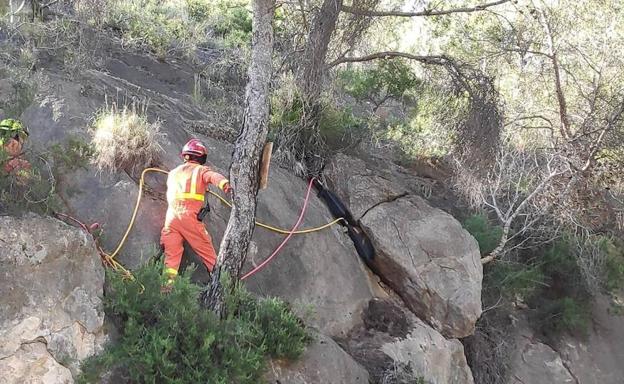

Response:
(341, 0), (510, 17)
(328, 51), (453, 67)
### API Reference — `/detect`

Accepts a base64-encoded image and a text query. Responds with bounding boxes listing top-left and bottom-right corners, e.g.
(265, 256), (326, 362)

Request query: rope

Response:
(56, 167), (342, 281)
(241, 178), (315, 280)
(207, 190), (345, 234)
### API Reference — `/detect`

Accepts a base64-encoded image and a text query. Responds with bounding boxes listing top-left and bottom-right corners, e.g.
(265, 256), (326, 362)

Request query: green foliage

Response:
(534, 297), (591, 336)
(485, 261), (545, 300)
(462, 214), (503, 255)
(529, 238), (592, 335)
(318, 105), (365, 149)
(539, 238), (581, 283)
(209, 0), (252, 47)
(78, 263), (310, 383)
(602, 238), (624, 292)
(50, 138), (94, 171)
(338, 59), (420, 106)
(0, 149), (61, 216)
(385, 84), (465, 159)
(99, 0), (209, 58)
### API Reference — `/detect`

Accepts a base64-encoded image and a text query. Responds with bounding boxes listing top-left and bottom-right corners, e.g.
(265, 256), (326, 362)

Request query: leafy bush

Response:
(209, 0), (252, 47)
(338, 59), (420, 108)
(485, 261), (545, 300)
(529, 238), (592, 335)
(533, 297), (591, 336)
(91, 104), (163, 173)
(0, 149), (61, 215)
(78, 263), (310, 383)
(601, 238), (624, 292)
(462, 214), (502, 255)
(50, 138), (94, 171)
(318, 105), (365, 149)
(98, 0), (209, 58)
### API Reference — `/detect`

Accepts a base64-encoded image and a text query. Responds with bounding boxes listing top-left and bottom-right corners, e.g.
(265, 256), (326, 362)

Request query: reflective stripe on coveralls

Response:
(174, 163), (206, 201)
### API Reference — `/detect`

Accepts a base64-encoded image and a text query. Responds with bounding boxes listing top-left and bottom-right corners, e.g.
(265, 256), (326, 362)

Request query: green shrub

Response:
(50, 138), (94, 171)
(210, 0), (252, 47)
(78, 263), (310, 383)
(0, 150), (61, 215)
(485, 261), (545, 300)
(528, 238), (592, 335)
(385, 83), (467, 159)
(100, 0), (209, 58)
(534, 297), (591, 335)
(601, 238), (624, 292)
(318, 105), (365, 149)
(338, 59), (420, 107)
(462, 214), (502, 255)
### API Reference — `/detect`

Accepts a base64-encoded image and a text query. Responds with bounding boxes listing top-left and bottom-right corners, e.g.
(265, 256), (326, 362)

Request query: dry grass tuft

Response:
(91, 104), (164, 173)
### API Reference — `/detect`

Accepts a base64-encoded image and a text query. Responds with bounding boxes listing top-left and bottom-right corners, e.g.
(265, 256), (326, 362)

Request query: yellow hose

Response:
(107, 168), (345, 261)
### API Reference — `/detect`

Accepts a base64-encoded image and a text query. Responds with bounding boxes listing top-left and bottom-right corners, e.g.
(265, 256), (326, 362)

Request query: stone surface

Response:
(265, 332), (370, 384)
(327, 154), (482, 338)
(0, 215), (106, 382)
(19, 58), (376, 338)
(509, 340), (575, 384)
(555, 295), (624, 384)
(363, 196), (482, 338)
(343, 299), (474, 384)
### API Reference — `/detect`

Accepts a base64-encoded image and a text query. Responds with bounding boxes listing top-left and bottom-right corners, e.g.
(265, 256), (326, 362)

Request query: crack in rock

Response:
(360, 193), (410, 221)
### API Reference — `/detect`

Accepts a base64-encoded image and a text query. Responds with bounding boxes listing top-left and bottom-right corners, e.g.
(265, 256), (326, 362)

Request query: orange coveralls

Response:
(160, 161), (229, 279)
(3, 138), (30, 175)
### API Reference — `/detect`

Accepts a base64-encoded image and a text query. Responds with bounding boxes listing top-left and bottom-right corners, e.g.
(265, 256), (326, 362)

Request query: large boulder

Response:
(326, 154), (482, 338)
(342, 299), (474, 384)
(19, 58), (375, 338)
(266, 332), (370, 384)
(0, 215), (106, 383)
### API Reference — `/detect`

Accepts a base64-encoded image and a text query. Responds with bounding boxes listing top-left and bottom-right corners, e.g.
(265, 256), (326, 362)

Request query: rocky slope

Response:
(0, 40), (487, 383)
(0, 215), (106, 383)
(4, 29), (624, 383)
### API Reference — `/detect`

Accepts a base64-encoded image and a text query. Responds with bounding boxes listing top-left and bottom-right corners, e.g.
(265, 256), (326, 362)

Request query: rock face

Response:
(19, 60), (375, 338)
(537, 295), (624, 384)
(326, 154), (482, 338)
(509, 340), (575, 384)
(266, 332), (370, 384)
(0, 215), (106, 383)
(343, 299), (474, 384)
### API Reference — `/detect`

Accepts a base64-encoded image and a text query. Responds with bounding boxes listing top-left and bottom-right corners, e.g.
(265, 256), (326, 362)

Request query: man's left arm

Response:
(202, 168), (231, 193)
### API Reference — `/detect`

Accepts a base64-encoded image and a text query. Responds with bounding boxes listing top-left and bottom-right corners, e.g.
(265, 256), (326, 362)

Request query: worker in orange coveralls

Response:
(160, 139), (231, 291)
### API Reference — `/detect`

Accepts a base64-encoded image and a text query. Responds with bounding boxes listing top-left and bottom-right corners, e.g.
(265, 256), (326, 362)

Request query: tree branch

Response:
(329, 51), (452, 67)
(341, 0), (510, 17)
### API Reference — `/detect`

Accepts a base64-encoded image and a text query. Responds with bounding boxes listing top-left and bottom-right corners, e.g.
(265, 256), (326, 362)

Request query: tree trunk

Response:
(481, 221), (511, 264)
(289, 0), (343, 175)
(202, 0), (275, 315)
(299, 0), (342, 100)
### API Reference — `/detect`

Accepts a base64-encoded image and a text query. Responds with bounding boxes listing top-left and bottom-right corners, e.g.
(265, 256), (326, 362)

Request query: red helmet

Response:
(181, 139), (207, 157)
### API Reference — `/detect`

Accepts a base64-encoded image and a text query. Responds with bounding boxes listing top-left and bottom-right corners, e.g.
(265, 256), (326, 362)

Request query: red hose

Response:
(241, 178), (315, 280)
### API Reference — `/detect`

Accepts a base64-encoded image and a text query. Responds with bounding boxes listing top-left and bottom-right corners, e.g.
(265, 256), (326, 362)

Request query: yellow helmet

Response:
(0, 119), (29, 143)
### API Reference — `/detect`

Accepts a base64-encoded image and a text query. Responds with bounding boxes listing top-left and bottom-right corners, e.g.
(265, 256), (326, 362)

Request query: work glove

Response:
(222, 182), (232, 194)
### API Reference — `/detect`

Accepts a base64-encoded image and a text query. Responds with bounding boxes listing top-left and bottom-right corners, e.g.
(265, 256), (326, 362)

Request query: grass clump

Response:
(78, 263), (310, 384)
(91, 104), (163, 173)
